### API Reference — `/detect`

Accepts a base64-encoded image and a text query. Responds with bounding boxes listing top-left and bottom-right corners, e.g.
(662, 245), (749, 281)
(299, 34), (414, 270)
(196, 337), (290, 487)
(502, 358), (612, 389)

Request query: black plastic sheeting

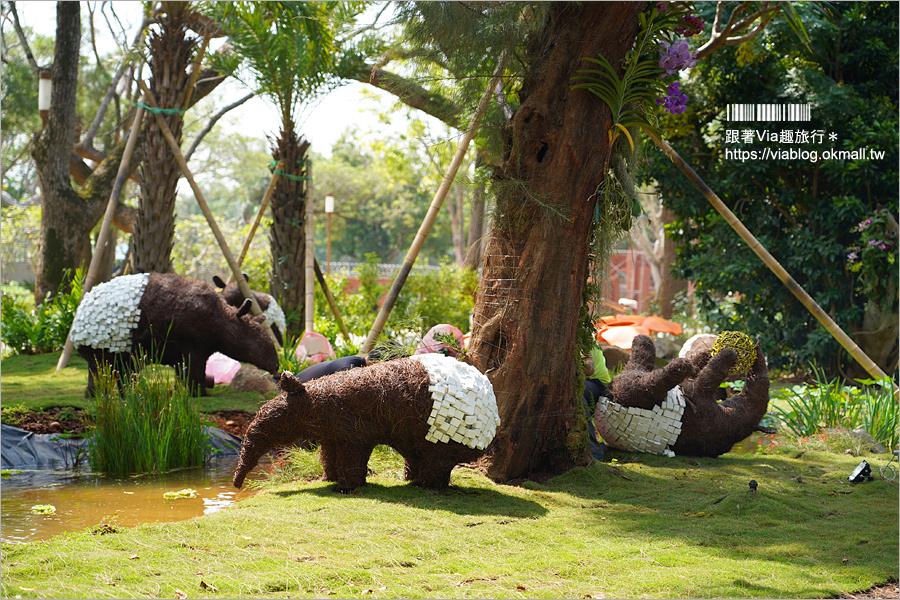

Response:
(1, 424), (244, 470)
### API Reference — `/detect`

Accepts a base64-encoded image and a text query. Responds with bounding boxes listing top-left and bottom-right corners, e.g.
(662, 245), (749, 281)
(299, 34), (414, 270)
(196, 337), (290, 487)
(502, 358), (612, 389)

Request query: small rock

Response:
(225, 420), (236, 427)
(851, 428), (886, 454)
(230, 365), (278, 394)
(601, 345), (631, 372)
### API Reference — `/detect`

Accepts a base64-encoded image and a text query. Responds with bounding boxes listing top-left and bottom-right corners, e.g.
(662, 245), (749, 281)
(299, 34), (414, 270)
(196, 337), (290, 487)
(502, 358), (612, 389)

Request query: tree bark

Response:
(31, 2), (88, 302)
(468, 2), (643, 481)
(134, 2), (197, 274)
(269, 126), (311, 340)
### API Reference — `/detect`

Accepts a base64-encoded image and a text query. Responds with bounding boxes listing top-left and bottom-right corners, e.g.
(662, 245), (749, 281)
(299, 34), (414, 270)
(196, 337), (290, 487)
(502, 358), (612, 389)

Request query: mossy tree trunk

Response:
(269, 125), (311, 340)
(134, 2), (198, 274)
(31, 2), (91, 302)
(468, 2), (643, 481)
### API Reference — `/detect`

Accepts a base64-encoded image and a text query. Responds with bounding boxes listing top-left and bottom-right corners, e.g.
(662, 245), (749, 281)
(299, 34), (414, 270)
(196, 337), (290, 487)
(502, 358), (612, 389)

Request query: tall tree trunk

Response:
(269, 125), (311, 340)
(656, 207), (688, 319)
(464, 155), (487, 270)
(451, 183), (465, 264)
(468, 2), (643, 481)
(134, 2), (197, 274)
(31, 2), (89, 303)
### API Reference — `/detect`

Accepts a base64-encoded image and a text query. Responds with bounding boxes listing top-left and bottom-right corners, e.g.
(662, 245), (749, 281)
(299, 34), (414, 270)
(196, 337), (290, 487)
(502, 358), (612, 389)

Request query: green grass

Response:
(2, 447), (897, 599)
(0, 352), (278, 416)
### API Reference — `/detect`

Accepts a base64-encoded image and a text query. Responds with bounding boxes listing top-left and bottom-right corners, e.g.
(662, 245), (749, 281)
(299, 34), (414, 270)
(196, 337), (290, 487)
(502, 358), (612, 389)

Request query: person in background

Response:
(582, 340), (612, 461)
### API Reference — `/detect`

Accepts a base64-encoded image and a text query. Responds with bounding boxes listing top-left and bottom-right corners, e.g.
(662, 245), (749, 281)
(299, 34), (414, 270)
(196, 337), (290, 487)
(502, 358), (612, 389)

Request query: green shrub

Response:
(86, 355), (207, 476)
(1, 270), (82, 356)
(771, 365), (898, 450)
(312, 254), (476, 357)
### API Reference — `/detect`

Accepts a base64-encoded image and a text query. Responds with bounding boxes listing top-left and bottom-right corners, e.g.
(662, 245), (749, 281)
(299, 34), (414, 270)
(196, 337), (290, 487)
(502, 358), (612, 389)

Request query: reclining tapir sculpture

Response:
(594, 334), (769, 457)
(233, 353), (501, 492)
(70, 273), (279, 397)
(212, 274), (286, 346)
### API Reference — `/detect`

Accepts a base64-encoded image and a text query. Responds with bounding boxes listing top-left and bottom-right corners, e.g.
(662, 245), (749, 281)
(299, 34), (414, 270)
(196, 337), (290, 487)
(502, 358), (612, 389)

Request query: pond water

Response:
(1, 455), (270, 544)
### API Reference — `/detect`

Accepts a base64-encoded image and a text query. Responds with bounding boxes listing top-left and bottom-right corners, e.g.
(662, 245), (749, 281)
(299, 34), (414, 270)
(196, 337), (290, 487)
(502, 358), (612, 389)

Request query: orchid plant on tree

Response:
(571, 1), (703, 151)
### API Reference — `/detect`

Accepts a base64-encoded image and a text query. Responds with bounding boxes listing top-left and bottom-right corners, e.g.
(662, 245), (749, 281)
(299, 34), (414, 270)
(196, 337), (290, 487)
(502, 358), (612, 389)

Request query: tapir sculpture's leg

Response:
(319, 442), (373, 493)
(610, 336), (696, 409)
(673, 342), (769, 457)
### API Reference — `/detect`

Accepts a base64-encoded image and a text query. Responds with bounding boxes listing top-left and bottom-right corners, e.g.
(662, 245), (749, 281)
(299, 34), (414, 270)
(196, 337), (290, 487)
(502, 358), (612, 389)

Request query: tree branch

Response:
(184, 91), (255, 162)
(695, 2), (780, 60)
(7, 1), (40, 74)
(340, 60), (464, 130)
(80, 16), (151, 149)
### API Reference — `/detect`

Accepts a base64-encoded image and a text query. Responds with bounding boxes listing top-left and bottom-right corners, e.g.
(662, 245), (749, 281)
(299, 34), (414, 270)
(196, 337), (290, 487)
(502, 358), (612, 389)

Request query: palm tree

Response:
(134, 1), (202, 274)
(206, 1), (361, 338)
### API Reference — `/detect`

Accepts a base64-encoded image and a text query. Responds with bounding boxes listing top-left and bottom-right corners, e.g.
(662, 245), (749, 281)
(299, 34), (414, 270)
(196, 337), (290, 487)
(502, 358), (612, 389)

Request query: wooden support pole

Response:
(138, 81), (280, 348)
(56, 99), (146, 371)
(230, 162), (281, 278)
(314, 258), (351, 342)
(305, 161), (315, 333)
(360, 54), (508, 355)
(647, 131), (891, 385)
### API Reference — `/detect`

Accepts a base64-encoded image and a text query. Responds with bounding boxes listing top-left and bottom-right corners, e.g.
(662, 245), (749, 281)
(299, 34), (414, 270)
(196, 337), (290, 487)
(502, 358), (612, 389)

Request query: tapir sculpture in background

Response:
(233, 354), (501, 492)
(594, 334), (770, 458)
(212, 274), (286, 345)
(71, 273), (279, 397)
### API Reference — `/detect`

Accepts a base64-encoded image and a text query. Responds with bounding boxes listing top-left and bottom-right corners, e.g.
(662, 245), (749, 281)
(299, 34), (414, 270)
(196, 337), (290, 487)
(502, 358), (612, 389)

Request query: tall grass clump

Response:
(771, 365), (898, 450)
(86, 354), (206, 476)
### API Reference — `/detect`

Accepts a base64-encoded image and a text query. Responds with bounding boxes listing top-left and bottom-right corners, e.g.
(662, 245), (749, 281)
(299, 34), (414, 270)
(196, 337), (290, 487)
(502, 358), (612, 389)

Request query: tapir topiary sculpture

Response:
(233, 353), (501, 492)
(594, 334), (769, 457)
(212, 274), (286, 345)
(71, 273), (279, 397)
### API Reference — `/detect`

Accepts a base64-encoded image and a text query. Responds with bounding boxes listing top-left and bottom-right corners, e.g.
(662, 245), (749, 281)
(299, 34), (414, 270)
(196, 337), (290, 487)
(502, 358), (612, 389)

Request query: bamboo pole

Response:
(56, 99), (146, 371)
(138, 81), (280, 348)
(229, 162), (281, 280)
(314, 258), (351, 341)
(360, 54), (508, 355)
(647, 131), (891, 384)
(305, 160), (315, 333)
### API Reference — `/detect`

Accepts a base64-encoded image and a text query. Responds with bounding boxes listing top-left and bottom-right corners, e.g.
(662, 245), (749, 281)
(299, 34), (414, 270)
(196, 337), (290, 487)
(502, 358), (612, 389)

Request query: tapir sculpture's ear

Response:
(237, 297), (252, 317)
(212, 275), (226, 289)
(279, 371), (305, 393)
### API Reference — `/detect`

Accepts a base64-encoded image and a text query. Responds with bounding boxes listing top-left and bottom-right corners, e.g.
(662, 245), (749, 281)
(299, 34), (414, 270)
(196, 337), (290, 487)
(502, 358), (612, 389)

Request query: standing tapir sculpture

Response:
(594, 334), (769, 457)
(70, 273), (279, 397)
(212, 274), (286, 345)
(233, 353), (501, 492)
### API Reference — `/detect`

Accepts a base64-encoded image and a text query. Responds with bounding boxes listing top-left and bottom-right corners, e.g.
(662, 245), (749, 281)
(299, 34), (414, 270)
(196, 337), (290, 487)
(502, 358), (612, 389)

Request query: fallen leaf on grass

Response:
(517, 585), (527, 590)
(175, 589), (187, 598)
(200, 581), (218, 592)
(128, 555), (139, 560)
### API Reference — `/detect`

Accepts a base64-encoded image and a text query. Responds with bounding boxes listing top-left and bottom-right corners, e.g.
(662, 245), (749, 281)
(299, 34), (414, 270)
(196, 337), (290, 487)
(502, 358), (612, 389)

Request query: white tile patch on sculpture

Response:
(260, 294), (286, 334)
(70, 274), (150, 353)
(594, 385), (686, 456)
(410, 353), (500, 450)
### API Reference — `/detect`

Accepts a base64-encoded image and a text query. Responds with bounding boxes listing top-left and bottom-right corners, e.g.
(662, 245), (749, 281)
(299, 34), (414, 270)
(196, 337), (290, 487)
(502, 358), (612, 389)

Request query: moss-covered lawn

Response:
(2, 445), (897, 599)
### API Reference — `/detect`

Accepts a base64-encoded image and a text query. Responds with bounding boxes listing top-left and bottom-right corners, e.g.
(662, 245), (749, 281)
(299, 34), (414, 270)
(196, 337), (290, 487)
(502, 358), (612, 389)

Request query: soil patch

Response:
(837, 581), (898, 599)
(3, 407), (256, 438)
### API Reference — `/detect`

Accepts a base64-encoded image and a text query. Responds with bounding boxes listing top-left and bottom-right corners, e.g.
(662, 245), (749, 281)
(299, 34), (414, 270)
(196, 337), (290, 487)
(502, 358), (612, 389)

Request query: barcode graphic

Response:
(726, 104), (811, 121)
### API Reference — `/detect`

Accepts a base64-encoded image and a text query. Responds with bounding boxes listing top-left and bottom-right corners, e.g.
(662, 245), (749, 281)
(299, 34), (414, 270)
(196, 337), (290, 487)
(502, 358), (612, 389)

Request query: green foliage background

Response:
(644, 2), (899, 377)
